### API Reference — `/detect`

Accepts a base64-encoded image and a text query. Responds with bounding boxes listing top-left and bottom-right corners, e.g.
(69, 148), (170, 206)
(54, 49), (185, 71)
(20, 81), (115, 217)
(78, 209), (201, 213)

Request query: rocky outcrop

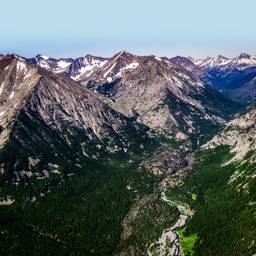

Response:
(203, 106), (256, 162)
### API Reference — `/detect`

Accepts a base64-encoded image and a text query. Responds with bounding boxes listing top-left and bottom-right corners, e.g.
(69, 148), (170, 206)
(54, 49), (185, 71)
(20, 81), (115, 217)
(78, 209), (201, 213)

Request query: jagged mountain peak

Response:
(112, 50), (134, 58)
(193, 55), (231, 68)
(83, 53), (106, 61)
(230, 53), (256, 68)
(190, 53), (255, 70)
(86, 53), (239, 142)
(109, 50), (140, 64)
(68, 54), (107, 81)
(0, 55), (149, 153)
(170, 56), (204, 76)
(216, 54), (230, 61)
(84, 51), (141, 83)
(171, 55), (195, 64)
(35, 54), (50, 60)
(237, 53), (251, 59)
(30, 54), (73, 74)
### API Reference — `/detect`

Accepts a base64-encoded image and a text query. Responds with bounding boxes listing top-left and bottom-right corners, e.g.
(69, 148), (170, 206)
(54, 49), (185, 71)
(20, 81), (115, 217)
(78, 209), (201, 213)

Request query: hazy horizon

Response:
(4, 49), (256, 60)
(1, 0), (255, 58)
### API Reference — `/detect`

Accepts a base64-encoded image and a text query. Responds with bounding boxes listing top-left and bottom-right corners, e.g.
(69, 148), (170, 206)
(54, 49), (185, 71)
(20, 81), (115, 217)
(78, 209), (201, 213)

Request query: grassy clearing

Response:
(178, 228), (198, 256)
(191, 193), (197, 201)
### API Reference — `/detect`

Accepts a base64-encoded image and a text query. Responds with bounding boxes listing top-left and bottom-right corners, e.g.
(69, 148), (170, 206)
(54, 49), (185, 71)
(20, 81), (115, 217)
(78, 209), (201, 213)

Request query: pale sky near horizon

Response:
(0, 0), (255, 58)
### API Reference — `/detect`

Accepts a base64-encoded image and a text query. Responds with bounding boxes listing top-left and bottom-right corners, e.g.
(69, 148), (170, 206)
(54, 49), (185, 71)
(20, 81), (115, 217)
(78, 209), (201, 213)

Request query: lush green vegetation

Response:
(117, 195), (179, 254)
(178, 228), (198, 256)
(190, 193), (197, 201)
(0, 155), (159, 256)
(0, 120), (182, 256)
(2, 106), (255, 255)
(168, 146), (256, 256)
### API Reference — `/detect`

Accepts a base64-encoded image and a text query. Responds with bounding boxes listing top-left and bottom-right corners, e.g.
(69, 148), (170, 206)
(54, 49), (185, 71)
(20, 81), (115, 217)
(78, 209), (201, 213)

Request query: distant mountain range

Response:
(171, 53), (256, 104)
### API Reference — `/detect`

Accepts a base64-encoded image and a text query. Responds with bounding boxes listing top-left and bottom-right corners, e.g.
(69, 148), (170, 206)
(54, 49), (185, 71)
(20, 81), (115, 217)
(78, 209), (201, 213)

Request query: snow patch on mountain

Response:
(154, 56), (162, 61)
(17, 61), (26, 72)
(9, 91), (14, 99)
(190, 53), (256, 71)
(57, 60), (71, 69)
(103, 62), (117, 78)
(116, 61), (139, 77)
(0, 82), (5, 95)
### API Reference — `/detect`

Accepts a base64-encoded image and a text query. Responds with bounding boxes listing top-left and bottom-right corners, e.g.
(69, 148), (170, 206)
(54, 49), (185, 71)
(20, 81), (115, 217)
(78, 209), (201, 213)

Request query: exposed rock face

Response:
(170, 56), (204, 77)
(0, 55), (41, 145)
(30, 51), (144, 84)
(226, 53), (256, 70)
(30, 51), (240, 142)
(31, 52), (256, 105)
(0, 55), (151, 183)
(203, 106), (256, 162)
(31, 51), (167, 84)
(84, 56), (238, 142)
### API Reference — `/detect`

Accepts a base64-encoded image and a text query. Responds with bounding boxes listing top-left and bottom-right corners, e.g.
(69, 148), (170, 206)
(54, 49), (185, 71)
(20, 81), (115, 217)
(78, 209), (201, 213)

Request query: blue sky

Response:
(1, 0), (255, 58)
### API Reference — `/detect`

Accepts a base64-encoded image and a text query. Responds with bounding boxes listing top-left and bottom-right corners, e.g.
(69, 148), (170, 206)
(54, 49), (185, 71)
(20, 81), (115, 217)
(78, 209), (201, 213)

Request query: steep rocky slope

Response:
(85, 55), (239, 143)
(203, 105), (256, 162)
(31, 51), (240, 143)
(79, 51), (143, 83)
(0, 55), (41, 145)
(0, 55), (153, 185)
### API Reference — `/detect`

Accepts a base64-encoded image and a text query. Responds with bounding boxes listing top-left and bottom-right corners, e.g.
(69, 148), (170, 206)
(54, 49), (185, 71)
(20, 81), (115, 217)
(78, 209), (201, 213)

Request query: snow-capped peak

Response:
(154, 56), (162, 61)
(193, 55), (231, 68)
(93, 51), (141, 81)
(229, 53), (256, 68)
(70, 55), (108, 81)
(40, 55), (50, 60)
(215, 55), (231, 65)
(191, 53), (256, 70)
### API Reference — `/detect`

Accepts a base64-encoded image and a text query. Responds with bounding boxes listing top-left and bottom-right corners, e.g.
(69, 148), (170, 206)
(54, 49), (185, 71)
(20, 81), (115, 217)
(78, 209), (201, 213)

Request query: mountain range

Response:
(0, 50), (256, 256)
(29, 51), (241, 142)
(171, 53), (256, 104)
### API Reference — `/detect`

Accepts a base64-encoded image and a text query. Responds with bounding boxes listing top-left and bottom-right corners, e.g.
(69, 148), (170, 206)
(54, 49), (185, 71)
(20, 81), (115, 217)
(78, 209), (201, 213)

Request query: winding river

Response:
(147, 191), (193, 256)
